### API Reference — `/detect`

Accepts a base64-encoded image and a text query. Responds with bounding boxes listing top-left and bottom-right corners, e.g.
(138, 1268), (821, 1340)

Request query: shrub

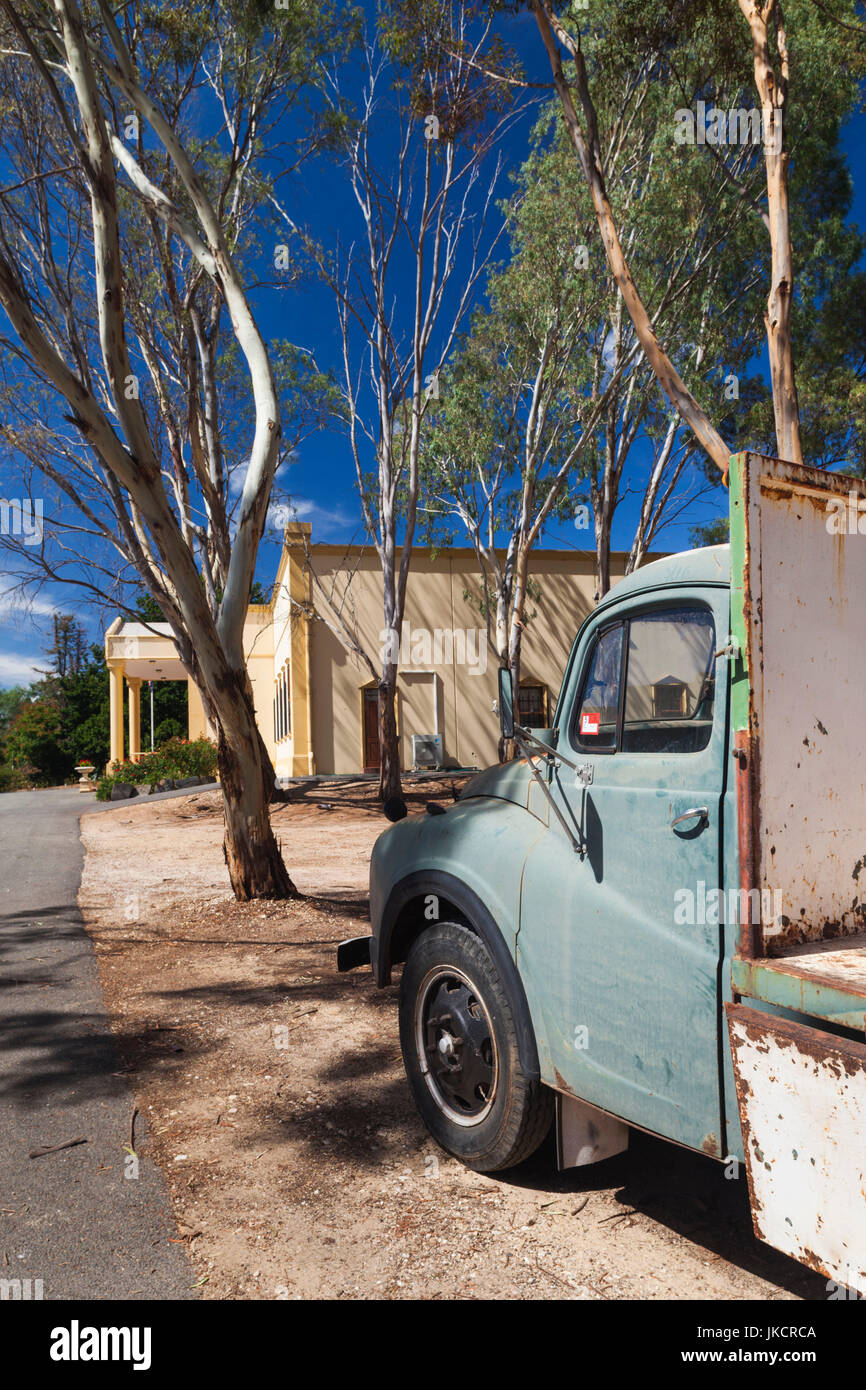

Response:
(95, 736), (218, 800)
(153, 716), (184, 744)
(5, 700), (72, 785)
(154, 735), (220, 779)
(0, 762), (26, 793)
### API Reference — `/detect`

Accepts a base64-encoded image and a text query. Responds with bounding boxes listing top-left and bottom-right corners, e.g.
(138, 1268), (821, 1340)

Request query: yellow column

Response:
(127, 677), (142, 761)
(187, 678), (208, 741)
(286, 525), (315, 776)
(108, 663), (125, 770)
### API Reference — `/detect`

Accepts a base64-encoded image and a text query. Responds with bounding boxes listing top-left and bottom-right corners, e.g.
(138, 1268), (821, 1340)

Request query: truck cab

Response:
(340, 452), (866, 1294)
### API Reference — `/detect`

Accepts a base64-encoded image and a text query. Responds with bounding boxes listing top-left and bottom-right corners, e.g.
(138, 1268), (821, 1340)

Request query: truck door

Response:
(517, 589), (729, 1155)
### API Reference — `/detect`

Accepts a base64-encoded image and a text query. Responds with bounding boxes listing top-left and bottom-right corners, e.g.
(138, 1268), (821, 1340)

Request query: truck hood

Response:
(458, 758), (533, 809)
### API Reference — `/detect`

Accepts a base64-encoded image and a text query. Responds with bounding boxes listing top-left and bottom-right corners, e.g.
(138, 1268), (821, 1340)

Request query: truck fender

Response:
(377, 869), (541, 1083)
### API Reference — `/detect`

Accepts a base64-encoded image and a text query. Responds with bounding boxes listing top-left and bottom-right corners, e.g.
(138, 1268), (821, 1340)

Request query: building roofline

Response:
(282, 542), (646, 561)
(263, 528), (664, 609)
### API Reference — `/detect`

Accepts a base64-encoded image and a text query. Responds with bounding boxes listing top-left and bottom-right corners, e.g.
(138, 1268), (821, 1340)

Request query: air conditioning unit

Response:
(411, 733), (443, 770)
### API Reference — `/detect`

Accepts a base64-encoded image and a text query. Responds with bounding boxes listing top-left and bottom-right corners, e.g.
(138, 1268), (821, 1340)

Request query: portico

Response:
(104, 619), (209, 769)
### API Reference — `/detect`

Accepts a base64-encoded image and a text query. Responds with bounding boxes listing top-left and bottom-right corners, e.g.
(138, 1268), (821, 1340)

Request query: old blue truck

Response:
(339, 452), (866, 1293)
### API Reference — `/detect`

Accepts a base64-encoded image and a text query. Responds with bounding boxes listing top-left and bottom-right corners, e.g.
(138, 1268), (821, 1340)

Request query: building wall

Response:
(295, 541), (630, 776)
(244, 606), (276, 752)
(186, 609), (275, 748)
(105, 535), (636, 780)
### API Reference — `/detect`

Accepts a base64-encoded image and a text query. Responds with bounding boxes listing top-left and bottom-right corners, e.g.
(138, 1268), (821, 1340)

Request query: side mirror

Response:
(498, 666), (515, 741)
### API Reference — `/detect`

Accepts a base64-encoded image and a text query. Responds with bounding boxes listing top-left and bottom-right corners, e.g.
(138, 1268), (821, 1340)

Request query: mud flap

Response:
(555, 1092), (629, 1170)
(727, 1002), (866, 1294)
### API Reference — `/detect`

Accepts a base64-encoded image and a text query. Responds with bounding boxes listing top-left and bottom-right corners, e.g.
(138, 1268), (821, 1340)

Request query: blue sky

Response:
(252, 65), (866, 579)
(1, 6), (864, 687)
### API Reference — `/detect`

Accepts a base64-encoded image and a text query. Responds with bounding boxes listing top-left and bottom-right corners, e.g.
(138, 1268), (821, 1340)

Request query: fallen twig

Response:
(29, 1137), (87, 1159)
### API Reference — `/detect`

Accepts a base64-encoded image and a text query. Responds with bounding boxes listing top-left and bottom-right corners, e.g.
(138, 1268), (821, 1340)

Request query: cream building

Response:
(105, 524), (632, 777)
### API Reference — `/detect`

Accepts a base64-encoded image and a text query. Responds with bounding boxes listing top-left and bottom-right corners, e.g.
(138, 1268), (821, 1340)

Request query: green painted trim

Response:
(728, 451), (750, 734)
(733, 958), (866, 1033)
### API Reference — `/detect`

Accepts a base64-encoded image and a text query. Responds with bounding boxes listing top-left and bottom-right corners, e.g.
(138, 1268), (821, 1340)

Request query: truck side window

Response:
(622, 607), (715, 754)
(574, 623), (623, 750)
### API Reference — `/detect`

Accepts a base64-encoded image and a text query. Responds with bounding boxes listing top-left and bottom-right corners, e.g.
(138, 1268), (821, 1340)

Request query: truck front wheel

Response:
(398, 922), (553, 1172)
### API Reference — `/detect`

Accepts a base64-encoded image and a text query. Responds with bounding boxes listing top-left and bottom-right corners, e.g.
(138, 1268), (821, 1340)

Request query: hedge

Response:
(95, 736), (218, 800)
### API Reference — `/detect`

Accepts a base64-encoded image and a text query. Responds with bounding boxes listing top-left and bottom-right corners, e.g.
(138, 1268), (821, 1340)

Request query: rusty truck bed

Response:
(733, 932), (866, 1033)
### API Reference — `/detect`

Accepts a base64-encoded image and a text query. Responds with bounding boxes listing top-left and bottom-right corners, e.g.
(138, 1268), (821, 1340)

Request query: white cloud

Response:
(601, 327), (616, 373)
(0, 651), (43, 686)
(266, 496), (359, 539)
(275, 451), (299, 481)
(0, 585), (56, 625)
(266, 501), (294, 531)
(228, 450), (299, 500)
(226, 461), (250, 499)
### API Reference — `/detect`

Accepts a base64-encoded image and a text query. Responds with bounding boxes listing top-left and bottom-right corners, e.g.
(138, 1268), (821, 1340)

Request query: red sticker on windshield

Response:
(580, 712), (600, 736)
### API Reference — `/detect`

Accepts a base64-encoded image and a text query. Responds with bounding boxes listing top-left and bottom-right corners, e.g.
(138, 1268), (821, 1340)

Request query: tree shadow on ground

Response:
(3, 896), (827, 1301)
(146, 974), (398, 1014)
(498, 1126), (826, 1300)
(0, 1001), (213, 1109)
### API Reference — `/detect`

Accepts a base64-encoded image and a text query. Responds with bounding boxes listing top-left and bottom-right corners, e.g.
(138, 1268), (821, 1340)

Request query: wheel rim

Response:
(414, 964), (498, 1127)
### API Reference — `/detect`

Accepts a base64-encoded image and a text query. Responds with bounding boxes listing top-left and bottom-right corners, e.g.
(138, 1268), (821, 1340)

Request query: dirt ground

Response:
(77, 782), (824, 1301)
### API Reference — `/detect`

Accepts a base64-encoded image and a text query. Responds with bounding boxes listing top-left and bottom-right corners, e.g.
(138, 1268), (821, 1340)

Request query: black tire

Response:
(398, 921), (553, 1172)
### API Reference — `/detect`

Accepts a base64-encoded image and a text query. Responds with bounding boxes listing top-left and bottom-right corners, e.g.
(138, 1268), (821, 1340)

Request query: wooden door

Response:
(363, 688), (380, 771)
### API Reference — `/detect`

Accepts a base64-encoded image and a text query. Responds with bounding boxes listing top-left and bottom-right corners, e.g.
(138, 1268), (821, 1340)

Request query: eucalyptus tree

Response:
(421, 67), (771, 649)
(275, 0), (524, 800)
(425, 0), (866, 664)
(0, 0), (340, 897)
(529, 0), (866, 473)
(417, 150), (616, 685)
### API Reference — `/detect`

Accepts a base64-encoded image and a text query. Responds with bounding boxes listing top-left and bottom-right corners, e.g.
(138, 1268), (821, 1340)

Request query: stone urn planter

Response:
(75, 763), (96, 793)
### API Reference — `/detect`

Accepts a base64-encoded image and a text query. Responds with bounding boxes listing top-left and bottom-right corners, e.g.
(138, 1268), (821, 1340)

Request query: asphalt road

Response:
(0, 787), (195, 1300)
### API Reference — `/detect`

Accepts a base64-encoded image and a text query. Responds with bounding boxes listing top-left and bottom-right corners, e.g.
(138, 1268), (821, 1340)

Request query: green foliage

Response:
(56, 644), (111, 769)
(0, 628), (189, 788)
(134, 592), (165, 622)
(690, 517), (730, 548)
(3, 643), (114, 782)
(95, 736), (218, 800)
(378, 0), (520, 140)
(575, 0), (866, 471)
(422, 0), (866, 578)
(4, 700), (68, 785)
(0, 762), (26, 793)
(135, 578), (272, 620)
(138, 681), (189, 758)
(0, 685), (28, 749)
(44, 614), (87, 678)
(153, 717), (185, 744)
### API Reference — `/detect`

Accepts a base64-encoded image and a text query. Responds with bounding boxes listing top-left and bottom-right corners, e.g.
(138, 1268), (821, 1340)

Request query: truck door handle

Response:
(670, 806), (709, 829)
